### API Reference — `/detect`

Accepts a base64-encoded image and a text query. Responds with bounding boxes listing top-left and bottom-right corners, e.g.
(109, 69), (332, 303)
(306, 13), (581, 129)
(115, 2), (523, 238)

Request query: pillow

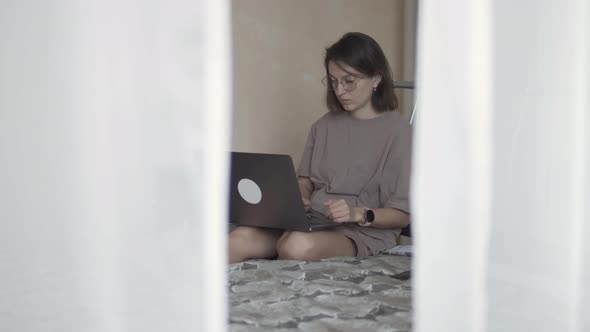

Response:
(380, 244), (412, 257)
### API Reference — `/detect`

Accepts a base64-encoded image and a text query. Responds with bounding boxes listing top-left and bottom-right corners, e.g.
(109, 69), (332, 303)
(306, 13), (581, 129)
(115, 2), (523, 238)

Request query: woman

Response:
(229, 32), (411, 263)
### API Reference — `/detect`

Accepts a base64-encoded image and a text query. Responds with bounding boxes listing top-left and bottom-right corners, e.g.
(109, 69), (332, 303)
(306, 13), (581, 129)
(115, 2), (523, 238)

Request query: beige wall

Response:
(232, 0), (409, 166)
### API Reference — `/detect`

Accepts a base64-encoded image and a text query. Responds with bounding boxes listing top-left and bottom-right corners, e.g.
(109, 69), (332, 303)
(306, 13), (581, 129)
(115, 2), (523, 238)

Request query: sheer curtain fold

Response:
(415, 0), (590, 331)
(1, 1), (229, 332)
(413, 1), (492, 331)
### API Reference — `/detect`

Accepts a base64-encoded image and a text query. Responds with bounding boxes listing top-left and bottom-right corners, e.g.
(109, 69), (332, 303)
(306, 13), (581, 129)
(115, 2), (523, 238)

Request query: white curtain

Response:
(414, 0), (589, 331)
(0, 1), (230, 331)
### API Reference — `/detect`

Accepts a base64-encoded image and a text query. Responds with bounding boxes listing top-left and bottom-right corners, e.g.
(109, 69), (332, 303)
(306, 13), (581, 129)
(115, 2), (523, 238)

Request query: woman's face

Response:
(327, 61), (381, 114)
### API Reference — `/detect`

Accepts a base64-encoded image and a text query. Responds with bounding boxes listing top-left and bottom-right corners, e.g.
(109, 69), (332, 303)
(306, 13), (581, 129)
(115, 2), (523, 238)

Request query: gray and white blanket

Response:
(229, 253), (412, 332)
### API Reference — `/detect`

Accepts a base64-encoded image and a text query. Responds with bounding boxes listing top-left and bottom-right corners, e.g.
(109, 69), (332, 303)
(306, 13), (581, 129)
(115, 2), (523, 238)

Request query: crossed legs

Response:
(228, 226), (357, 263)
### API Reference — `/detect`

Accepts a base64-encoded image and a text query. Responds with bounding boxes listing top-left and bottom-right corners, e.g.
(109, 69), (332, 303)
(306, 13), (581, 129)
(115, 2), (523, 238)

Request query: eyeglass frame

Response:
(321, 75), (369, 92)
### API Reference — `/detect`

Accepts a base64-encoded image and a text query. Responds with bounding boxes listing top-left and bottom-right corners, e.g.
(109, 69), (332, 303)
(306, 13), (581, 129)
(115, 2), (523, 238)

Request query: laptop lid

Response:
(229, 152), (328, 231)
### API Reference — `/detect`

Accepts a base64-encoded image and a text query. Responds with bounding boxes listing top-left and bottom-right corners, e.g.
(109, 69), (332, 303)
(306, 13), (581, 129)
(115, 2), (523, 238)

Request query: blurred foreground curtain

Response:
(414, 0), (589, 331)
(0, 1), (230, 331)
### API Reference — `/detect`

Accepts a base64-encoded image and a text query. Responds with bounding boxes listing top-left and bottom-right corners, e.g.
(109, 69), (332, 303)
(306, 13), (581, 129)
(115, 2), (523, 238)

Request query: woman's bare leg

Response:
(276, 230), (357, 261)
(228, 226), (283, 263)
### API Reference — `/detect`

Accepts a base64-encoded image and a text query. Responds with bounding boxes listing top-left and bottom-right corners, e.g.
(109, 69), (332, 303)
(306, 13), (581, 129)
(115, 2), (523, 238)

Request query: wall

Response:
(231, 0), (409, 166)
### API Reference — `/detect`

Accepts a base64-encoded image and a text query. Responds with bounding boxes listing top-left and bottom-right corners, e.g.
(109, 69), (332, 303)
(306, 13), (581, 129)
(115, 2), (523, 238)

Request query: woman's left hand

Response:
(323, 199), (363, 223)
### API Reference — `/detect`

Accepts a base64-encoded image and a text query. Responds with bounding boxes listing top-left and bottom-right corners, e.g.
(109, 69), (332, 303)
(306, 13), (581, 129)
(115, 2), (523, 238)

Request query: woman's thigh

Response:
(276, 230), (357, 261)
(229, 226), (283, 262)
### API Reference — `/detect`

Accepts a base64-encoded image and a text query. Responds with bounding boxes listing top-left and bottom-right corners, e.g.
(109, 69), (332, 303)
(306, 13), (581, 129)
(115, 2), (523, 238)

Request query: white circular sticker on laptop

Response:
(237, 178), (262, 204)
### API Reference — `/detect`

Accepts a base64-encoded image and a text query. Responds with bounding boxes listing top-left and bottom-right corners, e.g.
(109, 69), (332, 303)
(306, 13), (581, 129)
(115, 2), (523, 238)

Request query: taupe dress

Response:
(297, 110), (412, 256)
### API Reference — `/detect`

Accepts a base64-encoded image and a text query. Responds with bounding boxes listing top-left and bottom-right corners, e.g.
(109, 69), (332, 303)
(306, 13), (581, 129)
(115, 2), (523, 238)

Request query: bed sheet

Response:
(229, 254), (412, 331)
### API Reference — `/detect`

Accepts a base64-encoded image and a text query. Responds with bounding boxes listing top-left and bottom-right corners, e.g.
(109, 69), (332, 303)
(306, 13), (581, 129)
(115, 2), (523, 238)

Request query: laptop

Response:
(229, 152), (340, 232)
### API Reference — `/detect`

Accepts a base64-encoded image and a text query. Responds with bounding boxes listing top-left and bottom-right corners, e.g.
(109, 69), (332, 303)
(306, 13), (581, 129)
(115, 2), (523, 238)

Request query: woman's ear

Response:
(372, 74), (383, 88)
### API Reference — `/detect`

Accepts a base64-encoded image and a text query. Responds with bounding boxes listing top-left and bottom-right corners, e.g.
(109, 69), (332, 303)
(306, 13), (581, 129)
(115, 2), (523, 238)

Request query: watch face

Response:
(366, 209), (375, 222)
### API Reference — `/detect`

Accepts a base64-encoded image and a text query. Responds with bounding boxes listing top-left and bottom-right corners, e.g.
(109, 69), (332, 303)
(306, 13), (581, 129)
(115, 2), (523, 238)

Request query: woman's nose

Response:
(334, 83), (347, 97)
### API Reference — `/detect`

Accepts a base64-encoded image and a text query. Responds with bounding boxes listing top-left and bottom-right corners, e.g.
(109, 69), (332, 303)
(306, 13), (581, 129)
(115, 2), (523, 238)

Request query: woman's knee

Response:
(229, 226), (280, 258)
(230, 226), (260, 242)
(230, 226), (265, 248)
(276, 232), (320, 261)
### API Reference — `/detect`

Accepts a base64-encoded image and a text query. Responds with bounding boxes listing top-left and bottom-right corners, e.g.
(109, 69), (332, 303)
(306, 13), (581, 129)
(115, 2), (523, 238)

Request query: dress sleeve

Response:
(382, 122), (412, 214)
(296, 123), (316, 177)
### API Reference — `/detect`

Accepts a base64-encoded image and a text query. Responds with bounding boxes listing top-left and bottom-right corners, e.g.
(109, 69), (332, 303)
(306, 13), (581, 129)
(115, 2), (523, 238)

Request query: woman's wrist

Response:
(356, 207), (377, 226)
(352, 207), (365, 223)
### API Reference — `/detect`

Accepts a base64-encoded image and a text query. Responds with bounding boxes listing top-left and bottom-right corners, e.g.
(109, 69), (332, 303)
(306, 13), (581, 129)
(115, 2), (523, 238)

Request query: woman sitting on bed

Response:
(229, 32), (412, 263)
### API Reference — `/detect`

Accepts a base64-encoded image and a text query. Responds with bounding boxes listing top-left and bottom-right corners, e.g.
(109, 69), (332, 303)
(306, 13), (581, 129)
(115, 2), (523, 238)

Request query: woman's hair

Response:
(324, 32), (398, 113)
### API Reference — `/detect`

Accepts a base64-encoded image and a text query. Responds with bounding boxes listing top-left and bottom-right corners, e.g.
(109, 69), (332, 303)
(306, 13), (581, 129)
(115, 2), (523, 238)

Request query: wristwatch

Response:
(359, 208), (375, 227)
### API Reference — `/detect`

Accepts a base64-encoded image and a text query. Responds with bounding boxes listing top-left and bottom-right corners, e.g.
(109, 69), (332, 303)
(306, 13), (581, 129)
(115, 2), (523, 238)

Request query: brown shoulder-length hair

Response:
(324, 32), (398, 113)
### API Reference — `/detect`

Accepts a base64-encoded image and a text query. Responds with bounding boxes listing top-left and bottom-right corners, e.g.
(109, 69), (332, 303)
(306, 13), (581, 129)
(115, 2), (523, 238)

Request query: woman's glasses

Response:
(322, 75), (366, 92)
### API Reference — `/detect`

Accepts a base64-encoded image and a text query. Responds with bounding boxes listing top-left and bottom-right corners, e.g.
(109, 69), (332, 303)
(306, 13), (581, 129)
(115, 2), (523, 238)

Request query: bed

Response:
(229, 246), (413, 331)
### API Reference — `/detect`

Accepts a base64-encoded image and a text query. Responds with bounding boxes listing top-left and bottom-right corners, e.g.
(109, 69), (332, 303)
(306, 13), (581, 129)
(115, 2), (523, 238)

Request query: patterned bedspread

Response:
(229, 253), (412, 332)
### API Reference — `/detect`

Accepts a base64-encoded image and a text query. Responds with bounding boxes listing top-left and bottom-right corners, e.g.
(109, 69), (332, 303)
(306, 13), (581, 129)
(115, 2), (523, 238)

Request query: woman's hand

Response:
(302, 197), (311, 210)
(323, 199), (363, 223)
